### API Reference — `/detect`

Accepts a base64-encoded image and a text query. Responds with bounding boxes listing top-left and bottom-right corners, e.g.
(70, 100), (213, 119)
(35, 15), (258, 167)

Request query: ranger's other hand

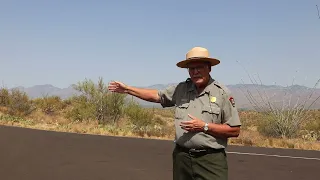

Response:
(180, 114), (206, 132)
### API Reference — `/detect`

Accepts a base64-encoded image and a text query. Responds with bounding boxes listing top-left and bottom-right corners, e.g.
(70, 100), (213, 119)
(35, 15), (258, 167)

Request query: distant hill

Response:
(8, 82), (320, 110)
(14, 84), (81, 99)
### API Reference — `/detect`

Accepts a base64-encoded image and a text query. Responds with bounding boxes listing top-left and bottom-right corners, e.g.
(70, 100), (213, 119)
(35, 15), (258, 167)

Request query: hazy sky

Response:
(1, 0), (319, 89)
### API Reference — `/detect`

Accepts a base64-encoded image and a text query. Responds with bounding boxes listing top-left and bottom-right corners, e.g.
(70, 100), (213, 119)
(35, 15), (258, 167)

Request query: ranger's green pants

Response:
(172, 145), (228, 180)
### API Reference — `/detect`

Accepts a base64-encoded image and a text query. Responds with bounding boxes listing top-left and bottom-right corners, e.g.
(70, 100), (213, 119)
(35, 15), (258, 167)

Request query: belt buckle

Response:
(189, 148), (206, 153)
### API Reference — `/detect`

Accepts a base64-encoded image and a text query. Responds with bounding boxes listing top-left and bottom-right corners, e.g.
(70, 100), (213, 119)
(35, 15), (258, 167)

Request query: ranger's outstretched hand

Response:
(108, 81), (128, 94)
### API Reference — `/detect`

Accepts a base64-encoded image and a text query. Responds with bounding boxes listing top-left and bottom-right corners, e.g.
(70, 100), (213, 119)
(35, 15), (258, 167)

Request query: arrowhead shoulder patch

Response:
(229, 97), (235, 107)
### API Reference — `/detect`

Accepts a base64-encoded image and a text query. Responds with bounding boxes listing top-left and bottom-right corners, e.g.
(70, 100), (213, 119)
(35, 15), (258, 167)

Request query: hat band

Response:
(186, 56), (209, 60)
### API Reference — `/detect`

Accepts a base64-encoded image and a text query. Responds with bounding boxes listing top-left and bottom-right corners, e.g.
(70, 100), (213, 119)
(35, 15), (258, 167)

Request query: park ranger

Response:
(108, 46), (241, 180)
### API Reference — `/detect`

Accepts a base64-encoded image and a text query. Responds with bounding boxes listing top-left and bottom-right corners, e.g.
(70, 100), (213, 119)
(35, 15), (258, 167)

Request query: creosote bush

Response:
(125, 100), (155, 127)
(124, 100), (171, 137)
(64, 95), (97, 122)
(301, 110), (320, 141)
(33, 95), (67, 115)
(0, 88), (10, 106)
(66, 77), (126, 124)
(0, 87), (35, 117)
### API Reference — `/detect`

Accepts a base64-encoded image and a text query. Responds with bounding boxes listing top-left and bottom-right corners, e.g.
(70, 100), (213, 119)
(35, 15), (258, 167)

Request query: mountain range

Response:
(9, 82), (320, 110)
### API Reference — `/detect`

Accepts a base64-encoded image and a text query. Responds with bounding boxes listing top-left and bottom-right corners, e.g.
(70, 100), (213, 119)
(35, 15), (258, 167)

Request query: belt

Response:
(175, 144), (224, 156)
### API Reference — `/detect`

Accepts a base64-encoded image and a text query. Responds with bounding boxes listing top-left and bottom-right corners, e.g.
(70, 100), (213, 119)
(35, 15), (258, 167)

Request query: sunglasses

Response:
(187, 65), (206, 72)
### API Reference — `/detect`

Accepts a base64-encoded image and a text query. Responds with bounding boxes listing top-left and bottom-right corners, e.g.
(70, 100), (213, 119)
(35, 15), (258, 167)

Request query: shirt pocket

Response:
(201, 105), (221, 124)
(175, 102), (190, 120)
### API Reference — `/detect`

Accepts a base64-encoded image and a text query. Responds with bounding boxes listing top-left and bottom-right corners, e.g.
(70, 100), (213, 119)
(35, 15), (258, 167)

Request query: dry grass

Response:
(0, 106), (319, 151)
(0, 108), (176, 140)
(230, 128), (320, 150)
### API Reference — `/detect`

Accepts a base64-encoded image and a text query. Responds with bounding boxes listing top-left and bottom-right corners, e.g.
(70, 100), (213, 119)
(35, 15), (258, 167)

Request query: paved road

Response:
(0, 125), (319, 180)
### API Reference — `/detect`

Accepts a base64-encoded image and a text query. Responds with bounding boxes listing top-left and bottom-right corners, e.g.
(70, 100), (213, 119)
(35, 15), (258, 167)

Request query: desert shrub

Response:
(33, 95), (67, 115)
(125, 101), (155, 127)
(4, 88), (35, 117)
(64, 95), (97, 122)
(105, 92), (126, 123)
(124, 101), (174, 137)
(256, 109), (312, 138)
(301, 111), (320, 141)
(146, 107), (174, 118)
(238, 111), (263, 130)
(0, 88), (10, 106)
(239, 73), (320, 138)
(66, 77), (126, 124)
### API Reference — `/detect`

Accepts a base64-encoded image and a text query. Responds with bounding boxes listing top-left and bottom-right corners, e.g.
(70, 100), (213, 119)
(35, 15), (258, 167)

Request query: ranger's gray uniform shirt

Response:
(158, 77), (241, 149)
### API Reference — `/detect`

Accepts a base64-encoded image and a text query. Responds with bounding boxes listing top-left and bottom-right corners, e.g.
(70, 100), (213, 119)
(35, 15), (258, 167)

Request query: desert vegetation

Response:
(0, 77), (319, 150)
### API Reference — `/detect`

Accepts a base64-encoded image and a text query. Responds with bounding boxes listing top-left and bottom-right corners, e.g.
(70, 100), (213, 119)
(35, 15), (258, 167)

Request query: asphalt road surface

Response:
(0, 125), (319, 180)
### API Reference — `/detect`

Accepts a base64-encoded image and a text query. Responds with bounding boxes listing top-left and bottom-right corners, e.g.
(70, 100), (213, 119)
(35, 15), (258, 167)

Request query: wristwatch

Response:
(203, 123), (209, 132)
